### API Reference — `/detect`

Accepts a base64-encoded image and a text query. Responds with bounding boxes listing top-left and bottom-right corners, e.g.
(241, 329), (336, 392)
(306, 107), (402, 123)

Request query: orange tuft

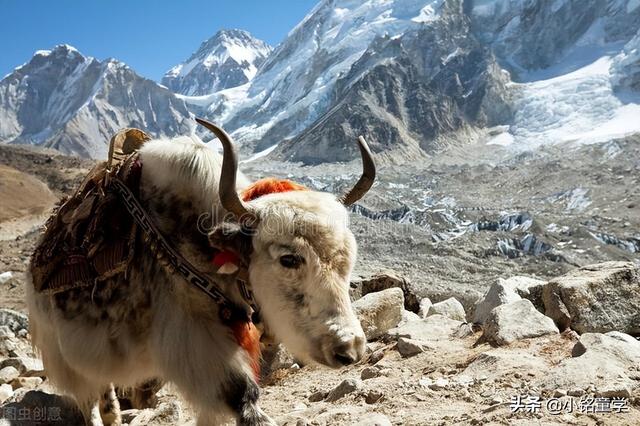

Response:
(241, 178), (308, 202)
(231, 321), (262, 381)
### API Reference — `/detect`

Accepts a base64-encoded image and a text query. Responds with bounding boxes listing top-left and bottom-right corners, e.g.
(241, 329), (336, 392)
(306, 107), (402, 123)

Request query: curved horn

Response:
(195, 118), (253, 222)
(340, 136), (376, 206)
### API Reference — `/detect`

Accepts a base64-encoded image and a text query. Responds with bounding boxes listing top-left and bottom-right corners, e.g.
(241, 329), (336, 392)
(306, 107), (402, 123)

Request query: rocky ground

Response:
(0, 136), (639, 425)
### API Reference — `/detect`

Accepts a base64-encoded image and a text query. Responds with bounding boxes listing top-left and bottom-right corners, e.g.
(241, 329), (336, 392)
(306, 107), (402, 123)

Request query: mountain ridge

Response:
(161, 29), (272, 96)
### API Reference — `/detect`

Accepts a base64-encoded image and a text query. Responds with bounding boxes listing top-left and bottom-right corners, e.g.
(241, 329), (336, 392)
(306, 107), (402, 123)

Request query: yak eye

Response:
(279, 254), (303, 269)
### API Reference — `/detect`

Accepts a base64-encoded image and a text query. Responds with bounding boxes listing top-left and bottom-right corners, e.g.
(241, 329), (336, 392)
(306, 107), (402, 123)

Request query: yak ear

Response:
(208, 222), (253, 264)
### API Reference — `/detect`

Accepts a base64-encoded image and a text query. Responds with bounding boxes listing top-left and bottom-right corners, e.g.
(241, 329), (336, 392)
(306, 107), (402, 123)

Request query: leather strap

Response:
(107, 156), (251, 324)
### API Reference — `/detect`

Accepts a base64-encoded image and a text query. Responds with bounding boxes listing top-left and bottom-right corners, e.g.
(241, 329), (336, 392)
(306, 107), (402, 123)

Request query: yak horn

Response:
(195, 118), (254, 223)
(340, 136), (376, 206)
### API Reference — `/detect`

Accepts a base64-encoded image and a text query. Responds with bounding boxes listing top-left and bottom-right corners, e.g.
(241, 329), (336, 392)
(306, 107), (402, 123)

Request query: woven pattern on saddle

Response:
(30, 128), (150, 294)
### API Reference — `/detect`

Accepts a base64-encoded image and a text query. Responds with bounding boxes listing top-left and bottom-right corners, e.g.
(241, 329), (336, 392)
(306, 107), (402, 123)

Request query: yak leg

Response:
(99, 384), (121, 426)
(77, 400), (104, 426)
(131, 378), (163, 408)
(30, 319), (105, 426)
(222, 374), (276, 426)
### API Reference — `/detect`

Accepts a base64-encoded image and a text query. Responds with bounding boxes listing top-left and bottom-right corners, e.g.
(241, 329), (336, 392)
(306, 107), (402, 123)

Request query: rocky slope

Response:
(0, 262), (638, 425)
(162, 29), (272, 96)
(0, 45), (193, 158)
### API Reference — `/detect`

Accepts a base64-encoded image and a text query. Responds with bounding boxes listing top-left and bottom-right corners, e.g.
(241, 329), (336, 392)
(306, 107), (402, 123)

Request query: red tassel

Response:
(212, 250), (239, 267)
(231, 321), (261, 381)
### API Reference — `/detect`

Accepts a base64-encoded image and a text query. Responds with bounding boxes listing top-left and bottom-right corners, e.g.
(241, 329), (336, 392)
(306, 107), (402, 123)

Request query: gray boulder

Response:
(537, 332), (640, 397)
(473, 276), (545, 324)
(483, 299), (558, 345)
(427, 297), (466, 322)
(542, 261), (640, 334)
(388, 315), (462, 341)
(350, 271), (416, 310)
(353, 288), (404, 340)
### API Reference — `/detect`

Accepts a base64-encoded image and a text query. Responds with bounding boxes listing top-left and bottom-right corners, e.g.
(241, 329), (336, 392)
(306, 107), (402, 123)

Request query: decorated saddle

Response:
(30, 128), (150, 294)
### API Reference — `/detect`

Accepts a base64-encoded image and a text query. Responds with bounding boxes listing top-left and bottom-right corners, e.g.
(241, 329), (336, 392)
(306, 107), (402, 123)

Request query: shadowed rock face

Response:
(271, 0), (512, 164)
(0, 45), (193, 159)
(612, 31), (640, 92)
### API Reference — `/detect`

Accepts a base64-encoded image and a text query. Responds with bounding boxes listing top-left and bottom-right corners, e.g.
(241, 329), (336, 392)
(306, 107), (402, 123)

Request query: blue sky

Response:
(0, 0), (318, 81)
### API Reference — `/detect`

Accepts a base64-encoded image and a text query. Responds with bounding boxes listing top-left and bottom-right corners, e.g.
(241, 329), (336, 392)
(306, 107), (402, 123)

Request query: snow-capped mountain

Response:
(162, 30), (272, 96)
(0, 44), (193, 158)
(274, 0), (512, 163)
(180, 0), (640, 163)
(187, 0), (511, 163)
(3, 0), (640, 163)
(198, 1), (444, 143)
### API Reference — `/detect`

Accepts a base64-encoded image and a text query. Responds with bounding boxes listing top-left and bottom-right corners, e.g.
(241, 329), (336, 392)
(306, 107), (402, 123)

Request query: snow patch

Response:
(240, 144), (279, 163)
(487, 132), (514, 146)
(628, 0), (640, 13)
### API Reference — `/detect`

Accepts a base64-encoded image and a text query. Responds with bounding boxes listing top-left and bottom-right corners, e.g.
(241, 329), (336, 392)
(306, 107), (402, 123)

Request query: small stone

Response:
(491, 397), (503, 405)
(325, 378), (363, 402)
(0, 338), (17, 357)
(0, 366), (20, 385)
(296, 419), (309, 426)
(260, 343), (296, 375)
(361, 367), (380, 380)
(308, 390), (327, 402)
(396, 337), (430, 357)
(130, 401), (181, 425)
(0, 326), (15, 340)
(290, 363), (300, 371)
(418, 298), (432, 319)
(567, 388), (584, 397)
(293, 402), (307, 411)
(365, 390), (383, 404)
(553, 389), (567, 397)
(428, 378), (449, 391)
(1, 357), (45, 377)
(368, 350), (384, 364)
(0, 272), (13, 285)
(427, 297), (466, 321)
(11, 377), (43, 390)
(596, 385), (632, 398)
(0, 309), (29, 334)
(354, 413), (392, 426)
(0, 383), (13, 403)
(121, 409), (140, 424)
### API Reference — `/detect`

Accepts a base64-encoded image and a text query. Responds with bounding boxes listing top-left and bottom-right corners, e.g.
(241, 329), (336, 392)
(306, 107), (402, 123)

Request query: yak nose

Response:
(330, 334), (366, 366)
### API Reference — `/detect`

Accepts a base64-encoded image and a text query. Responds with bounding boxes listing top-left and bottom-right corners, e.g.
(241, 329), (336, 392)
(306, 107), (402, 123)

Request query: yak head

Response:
(199, 119), (375, 368)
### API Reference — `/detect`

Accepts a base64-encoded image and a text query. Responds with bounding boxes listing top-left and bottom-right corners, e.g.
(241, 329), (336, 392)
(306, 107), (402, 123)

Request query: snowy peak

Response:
(162, 29), (272, 96)
(0, 45), (193, 158)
